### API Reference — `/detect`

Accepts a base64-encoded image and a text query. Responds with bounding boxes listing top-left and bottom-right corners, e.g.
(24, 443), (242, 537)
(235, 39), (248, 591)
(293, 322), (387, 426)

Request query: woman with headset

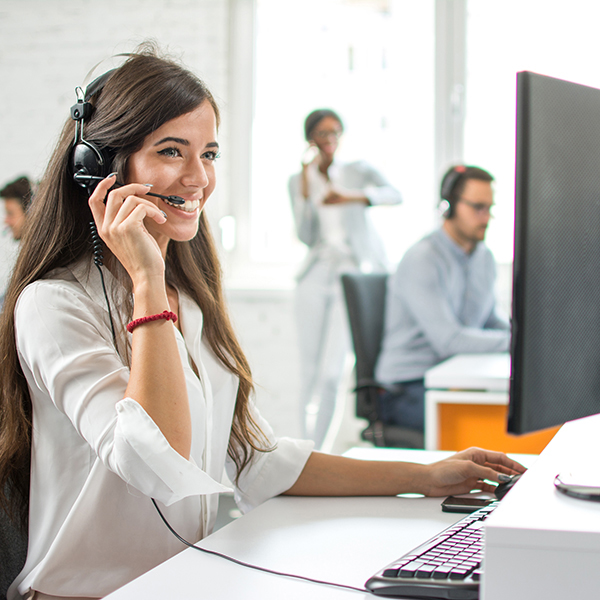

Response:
(288, 109), (402, 449)
(0, 45), (523, 600)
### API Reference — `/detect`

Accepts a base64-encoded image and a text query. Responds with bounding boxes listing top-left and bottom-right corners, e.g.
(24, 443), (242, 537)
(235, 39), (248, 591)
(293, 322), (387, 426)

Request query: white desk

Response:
(483, 413), (600, 599)
(105, 449), (535, 600)
(424, 353), (510, 450)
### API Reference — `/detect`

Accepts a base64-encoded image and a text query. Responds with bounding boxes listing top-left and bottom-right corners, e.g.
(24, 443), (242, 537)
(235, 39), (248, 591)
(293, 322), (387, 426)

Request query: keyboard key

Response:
(433, 569), (453, 580)
(382, 568), (399, 578)
(462, 560), (480, 569)
(449, 568), (471, 580)
(425, 558), (446, 565)
(399, 561), (425, 577)
(415, 564), (437, 578)
(437, 543), (453, 550)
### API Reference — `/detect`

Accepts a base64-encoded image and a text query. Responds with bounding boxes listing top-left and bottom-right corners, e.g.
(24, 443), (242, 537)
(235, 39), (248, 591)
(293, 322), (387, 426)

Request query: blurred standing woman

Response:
(288, 109), (402, 448)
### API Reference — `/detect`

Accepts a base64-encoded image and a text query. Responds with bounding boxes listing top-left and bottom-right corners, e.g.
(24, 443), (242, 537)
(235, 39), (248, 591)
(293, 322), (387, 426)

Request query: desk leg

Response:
(425, 391), (439, 451)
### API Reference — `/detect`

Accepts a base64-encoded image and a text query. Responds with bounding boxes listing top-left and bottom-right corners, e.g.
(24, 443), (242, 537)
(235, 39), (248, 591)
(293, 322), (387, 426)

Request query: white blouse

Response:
(288, 159), (402, 278)
(9, 259), (313, 599)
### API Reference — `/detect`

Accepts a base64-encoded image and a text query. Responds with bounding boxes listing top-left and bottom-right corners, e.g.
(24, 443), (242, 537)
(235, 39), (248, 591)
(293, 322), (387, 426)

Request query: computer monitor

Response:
(508, 71), (600, 434)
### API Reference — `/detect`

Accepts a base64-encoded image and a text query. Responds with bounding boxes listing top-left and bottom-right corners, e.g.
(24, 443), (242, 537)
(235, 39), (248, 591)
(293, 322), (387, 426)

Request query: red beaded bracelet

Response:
(127, 310), (178, 333)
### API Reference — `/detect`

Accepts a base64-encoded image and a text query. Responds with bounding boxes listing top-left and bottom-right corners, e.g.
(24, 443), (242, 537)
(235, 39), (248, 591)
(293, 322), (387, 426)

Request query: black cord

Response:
(89, 219), (118, 349)
(151, 498), (369, 594)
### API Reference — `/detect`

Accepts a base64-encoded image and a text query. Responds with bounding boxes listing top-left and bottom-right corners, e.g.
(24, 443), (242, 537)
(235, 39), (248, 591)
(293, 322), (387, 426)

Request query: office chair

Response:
(0, 489), (28, 600)
(341, 273), (424, 448)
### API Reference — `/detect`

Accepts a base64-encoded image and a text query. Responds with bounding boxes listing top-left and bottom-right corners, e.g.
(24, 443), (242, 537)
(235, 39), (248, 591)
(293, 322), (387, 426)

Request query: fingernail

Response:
(160, 210), (167, 219)
(144, 183), (154, 187)
(107, 172), (118, 178)
(498, 474), (512, 482)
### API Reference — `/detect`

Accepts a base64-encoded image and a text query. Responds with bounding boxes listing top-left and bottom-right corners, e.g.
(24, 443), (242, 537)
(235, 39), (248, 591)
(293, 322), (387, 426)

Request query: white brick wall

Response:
(0, 0), (230, 181)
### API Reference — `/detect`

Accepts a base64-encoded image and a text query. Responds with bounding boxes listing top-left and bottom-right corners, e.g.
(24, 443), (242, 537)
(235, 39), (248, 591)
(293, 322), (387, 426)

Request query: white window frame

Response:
(222, 0), (469, 289)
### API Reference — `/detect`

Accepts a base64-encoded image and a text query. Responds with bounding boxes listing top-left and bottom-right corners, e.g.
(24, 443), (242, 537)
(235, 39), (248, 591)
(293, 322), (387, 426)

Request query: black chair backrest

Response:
(341, 272), (388, 421)
(0, 490), (27, 600)
(342, 272), (425, 449)
(0, 524), (27, 599)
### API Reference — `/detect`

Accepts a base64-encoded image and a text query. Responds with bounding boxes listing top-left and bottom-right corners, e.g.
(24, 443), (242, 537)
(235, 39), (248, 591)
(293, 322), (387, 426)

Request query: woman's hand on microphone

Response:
(88, 173), (167, 286)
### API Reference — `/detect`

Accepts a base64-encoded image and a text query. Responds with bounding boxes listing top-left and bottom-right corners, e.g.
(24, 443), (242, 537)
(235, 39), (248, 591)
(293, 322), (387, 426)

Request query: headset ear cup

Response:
(439, 165), (467, 219)
(72, 140), (110, 188)
(439, 199), (451, 219)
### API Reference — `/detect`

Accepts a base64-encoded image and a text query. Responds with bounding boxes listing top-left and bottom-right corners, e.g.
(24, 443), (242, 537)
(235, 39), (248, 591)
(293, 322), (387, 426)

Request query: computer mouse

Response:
(494, 474), (522, 500)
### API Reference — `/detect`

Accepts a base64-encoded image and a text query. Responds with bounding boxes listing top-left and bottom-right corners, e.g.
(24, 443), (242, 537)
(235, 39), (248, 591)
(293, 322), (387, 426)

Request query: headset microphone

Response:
(73, 173), (185, 205)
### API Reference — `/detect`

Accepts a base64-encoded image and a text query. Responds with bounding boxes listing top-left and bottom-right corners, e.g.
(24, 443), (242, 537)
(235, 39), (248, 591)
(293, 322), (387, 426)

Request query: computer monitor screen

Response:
(509, 71), (600, 434)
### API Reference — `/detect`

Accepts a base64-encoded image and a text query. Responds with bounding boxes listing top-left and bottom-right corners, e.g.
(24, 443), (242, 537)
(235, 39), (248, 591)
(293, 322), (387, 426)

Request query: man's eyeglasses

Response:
(458, 198), (494, 216)
(313, 129), (342, 140)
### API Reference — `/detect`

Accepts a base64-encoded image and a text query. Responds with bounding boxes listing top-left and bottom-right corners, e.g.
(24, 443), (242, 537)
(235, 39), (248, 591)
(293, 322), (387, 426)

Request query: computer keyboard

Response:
(365, 501), (498, 600)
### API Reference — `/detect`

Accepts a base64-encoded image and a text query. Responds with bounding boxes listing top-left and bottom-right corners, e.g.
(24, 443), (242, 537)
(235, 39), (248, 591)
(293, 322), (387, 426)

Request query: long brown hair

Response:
(0, 43), (270, 530)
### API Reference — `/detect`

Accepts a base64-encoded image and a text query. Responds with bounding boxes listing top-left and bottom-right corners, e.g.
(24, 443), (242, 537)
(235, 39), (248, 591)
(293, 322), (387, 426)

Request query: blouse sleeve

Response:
(15, 279), (231, 507)
(358, 161), (403, 207)
(225, 402), (314, 514)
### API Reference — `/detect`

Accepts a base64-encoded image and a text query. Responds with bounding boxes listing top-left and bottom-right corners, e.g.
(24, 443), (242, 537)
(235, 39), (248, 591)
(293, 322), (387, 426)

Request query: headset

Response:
(70, 73), (186, 203)
(68, 69), (120, 347)
(67, 68), (187, 350)
(70, 70), (117, 190)
(439, 165), (468, 219)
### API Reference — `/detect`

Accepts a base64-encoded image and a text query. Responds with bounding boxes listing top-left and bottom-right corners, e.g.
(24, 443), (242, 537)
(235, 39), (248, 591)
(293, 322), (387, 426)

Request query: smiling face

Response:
(126, 100), (219, 252)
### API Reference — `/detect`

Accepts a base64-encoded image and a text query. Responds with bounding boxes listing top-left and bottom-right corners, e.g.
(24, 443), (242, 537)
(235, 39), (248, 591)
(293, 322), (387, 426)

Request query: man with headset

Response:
(374, 165), (510, 437)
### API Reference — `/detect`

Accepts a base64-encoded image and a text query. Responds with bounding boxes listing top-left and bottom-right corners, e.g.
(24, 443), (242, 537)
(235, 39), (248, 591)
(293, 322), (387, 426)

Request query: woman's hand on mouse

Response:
(419, 447), (527, 497)
(88, 174), (168, 285)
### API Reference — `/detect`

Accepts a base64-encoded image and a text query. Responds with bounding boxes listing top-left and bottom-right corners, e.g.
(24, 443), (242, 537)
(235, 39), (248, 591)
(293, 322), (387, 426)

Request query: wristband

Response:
(127, 310), (178, 333)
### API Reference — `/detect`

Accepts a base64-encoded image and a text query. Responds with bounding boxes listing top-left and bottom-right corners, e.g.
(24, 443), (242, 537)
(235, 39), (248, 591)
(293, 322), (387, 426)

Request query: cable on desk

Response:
(152, 498), (369, 594)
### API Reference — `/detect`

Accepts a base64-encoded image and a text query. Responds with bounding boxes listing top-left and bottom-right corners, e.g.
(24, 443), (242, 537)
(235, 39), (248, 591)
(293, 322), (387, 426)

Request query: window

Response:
(232, 0), (435, 288)
(464, 0), (600, 263)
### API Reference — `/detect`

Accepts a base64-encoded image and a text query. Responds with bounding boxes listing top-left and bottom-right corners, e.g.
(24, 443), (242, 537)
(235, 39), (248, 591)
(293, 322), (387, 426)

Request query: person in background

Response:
(375, 165), (510, 436)
(0, 176), (33, 308)
(0, 176), (33, 241)
(288, 109), (402, 449)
